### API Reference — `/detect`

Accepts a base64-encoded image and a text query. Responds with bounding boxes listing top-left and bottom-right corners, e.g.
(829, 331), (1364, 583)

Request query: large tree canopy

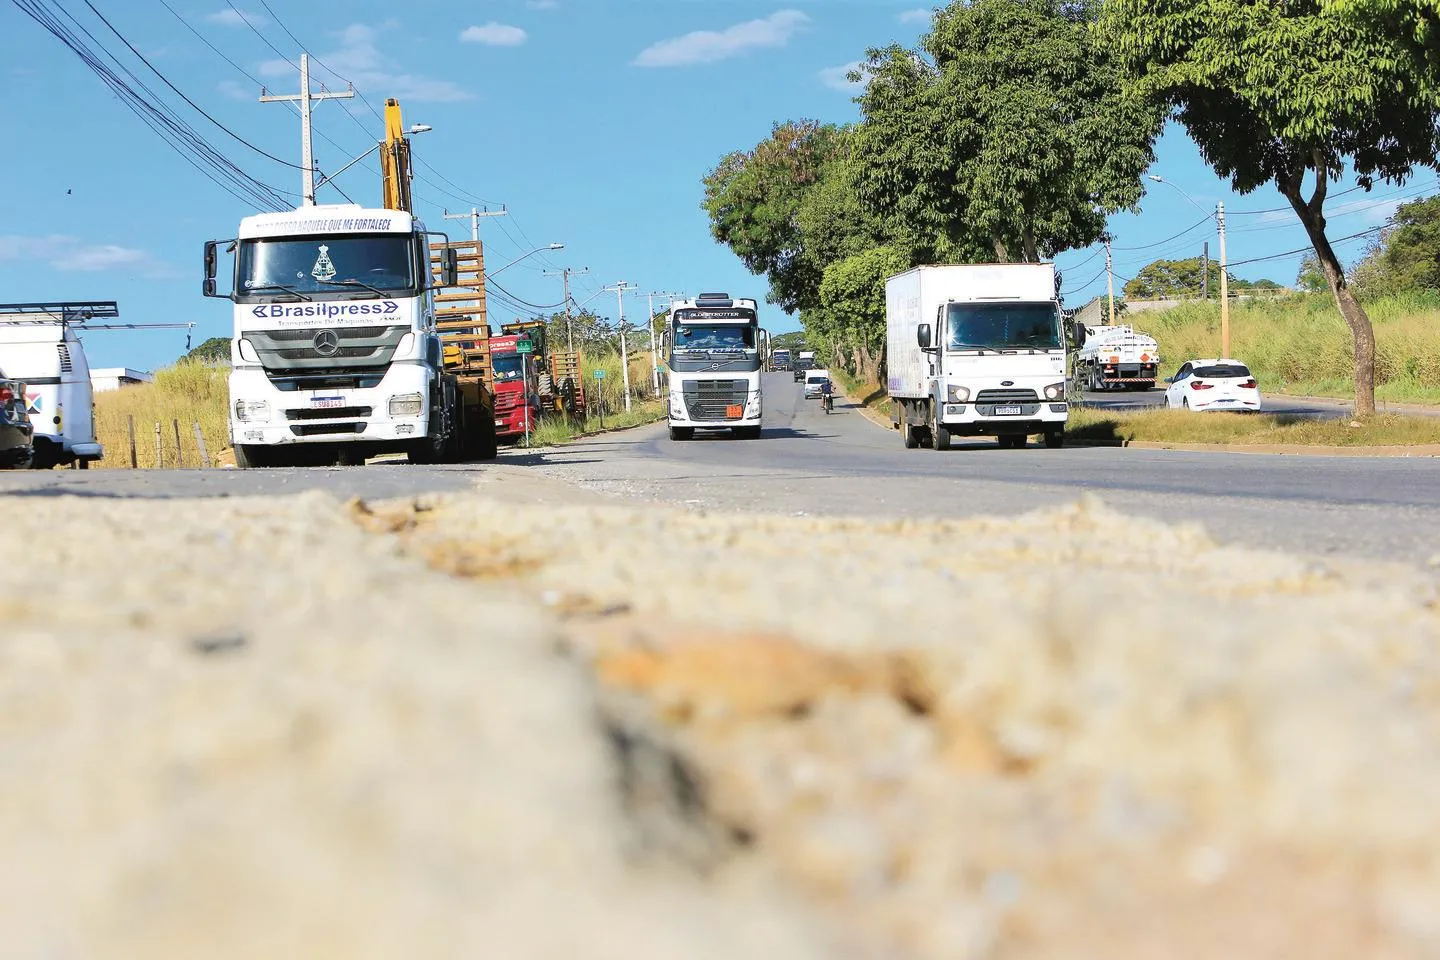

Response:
(852, 0), (1163, 263)
(1105, 0), (1440, 415)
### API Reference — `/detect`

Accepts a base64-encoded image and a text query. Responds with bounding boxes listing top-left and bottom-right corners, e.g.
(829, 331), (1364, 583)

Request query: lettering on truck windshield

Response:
(236, 234), (417, 299)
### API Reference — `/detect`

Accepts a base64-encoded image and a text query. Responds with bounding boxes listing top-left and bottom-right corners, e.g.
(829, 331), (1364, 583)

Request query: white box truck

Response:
(0, 302), (108, 468)
(886, 264), (1068, 450)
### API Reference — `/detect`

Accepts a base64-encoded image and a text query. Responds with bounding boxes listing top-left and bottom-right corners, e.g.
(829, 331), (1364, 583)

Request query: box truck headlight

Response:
(234, 399), (269, 422)
(389, 392), (424, 417)
(236, 338), (260, 364)
(394, 332), (416, 359)
(946, 384), (970, 403)
(1044, 382), (1066, 401)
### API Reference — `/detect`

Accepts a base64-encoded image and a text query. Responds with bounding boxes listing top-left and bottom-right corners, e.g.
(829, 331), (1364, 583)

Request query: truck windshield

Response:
(674, 325), (755, 351)
(492, 354), (524, 382)
(945, 302), (1060, 351)
(238, 234), (416, 297)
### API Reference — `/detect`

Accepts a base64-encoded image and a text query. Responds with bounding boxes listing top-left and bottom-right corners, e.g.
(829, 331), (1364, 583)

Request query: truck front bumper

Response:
(939, 401), (1068, 434)
(229, 367), (431, 448)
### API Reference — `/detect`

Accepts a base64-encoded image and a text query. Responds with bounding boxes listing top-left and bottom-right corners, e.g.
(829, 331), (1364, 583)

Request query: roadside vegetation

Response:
(1066, 406), (1440, 447)
(92, 361), (229, 469)
(702, 0), (1440, 419)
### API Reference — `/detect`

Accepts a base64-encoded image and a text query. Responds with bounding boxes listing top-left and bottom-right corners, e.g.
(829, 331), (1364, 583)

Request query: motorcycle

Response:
(822, 391), (833, 414)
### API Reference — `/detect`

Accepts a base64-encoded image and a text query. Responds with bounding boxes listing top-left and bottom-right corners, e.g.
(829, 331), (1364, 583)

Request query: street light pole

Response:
(1148, 174), (1228, 354)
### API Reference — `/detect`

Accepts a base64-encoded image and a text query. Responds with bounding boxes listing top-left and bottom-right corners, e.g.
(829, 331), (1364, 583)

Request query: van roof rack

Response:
(0, 301), (121, 323)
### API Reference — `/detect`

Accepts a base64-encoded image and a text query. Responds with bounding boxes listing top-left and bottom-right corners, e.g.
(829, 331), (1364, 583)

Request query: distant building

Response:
(90, 367), (154, 392)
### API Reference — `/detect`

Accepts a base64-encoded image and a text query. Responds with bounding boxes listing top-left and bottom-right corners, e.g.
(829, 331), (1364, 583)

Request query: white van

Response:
(0, 318), (103, 468)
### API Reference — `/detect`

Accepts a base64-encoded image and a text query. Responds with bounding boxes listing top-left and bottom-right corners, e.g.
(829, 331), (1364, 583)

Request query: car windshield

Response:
(492, 354), (524, 382)
(674, 325), (755, 351)
(945, 302), (1061, 351)
(238, 234), (417, 296)
(1194, 364), (1252, 379)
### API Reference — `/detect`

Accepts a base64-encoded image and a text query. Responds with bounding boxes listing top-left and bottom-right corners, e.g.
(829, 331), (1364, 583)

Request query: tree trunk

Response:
(1021, 224), (1038, 264)
(991, 231), (1010, 263)
(1280, 175), (1376, 418)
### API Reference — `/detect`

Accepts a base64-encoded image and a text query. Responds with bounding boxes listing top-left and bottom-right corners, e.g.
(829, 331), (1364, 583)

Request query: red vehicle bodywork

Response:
(489, 334), (540, 441)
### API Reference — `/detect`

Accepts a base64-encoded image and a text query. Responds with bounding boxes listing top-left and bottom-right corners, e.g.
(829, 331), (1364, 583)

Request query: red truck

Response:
(489, 333), (543, 442)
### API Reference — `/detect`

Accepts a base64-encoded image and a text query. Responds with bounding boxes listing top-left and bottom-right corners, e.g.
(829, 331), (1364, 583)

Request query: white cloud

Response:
(259, 23), (471, 103)
(216, 79), (250, 101)
(526, 0), (558, 9)
(819, 60), (866, 92)
(459, 23), (528, 47)
(0, 235), (176, 278)
(633, 10), (809, 68)
(206, 8), (266, 28)
(899, 8), (933, 24)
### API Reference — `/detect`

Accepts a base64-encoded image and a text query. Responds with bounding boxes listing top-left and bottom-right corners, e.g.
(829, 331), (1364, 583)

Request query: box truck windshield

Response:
(946, 302), (1061, 352)
(237, 234), (417, 297)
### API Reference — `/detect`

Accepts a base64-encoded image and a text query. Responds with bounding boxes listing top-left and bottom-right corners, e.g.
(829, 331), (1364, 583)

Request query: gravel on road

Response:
(6, 480), (1434, 958)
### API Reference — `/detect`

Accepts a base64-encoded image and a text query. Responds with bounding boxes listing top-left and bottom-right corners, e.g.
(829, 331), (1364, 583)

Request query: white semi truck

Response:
(204, 204), (496, 468)
(886, 264), (1069, 450)
(662, 292), (764, 441)
(1073, 322), (1162, 391)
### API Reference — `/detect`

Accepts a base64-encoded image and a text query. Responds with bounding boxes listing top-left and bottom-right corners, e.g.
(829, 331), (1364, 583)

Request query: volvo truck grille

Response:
(683, 379), (748, 421)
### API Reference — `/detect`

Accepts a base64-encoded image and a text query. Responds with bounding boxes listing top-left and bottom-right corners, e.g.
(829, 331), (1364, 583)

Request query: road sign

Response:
(516, 338), (534, 354)
(594, 369), (606, 379)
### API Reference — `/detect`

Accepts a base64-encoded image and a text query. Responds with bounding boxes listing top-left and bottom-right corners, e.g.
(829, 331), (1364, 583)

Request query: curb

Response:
(1110, 440), (1440, 458)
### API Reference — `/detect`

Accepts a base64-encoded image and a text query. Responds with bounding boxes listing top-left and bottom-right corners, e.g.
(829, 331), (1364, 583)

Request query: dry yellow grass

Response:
(93, 362), (229, 469)
(1066, 405), (1440, 446)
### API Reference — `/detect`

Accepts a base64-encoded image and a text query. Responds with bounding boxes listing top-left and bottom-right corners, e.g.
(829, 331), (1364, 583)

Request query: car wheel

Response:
(1182, 398), (1190, 410)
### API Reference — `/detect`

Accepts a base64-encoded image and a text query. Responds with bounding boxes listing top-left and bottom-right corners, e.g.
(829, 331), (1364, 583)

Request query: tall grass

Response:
(1067, 406), (1440, 447)
(1139, 292), (1440, 402)
(92, 362), (230, 469)
(579, 349), (657, 415)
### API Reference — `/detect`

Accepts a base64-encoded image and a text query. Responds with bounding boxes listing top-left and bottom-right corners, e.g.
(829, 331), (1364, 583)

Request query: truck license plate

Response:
(726, 404), (744, 419)
(311, 396), (345, 409)
(994, 404), (1023, 416)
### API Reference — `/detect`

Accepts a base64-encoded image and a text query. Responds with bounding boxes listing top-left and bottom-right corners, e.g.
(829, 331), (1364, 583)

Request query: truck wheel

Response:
(475, 415), (499, 460)
(408, 433), (445, 464)
(1044, 430), (1065, 449)
(903, 424), (920, 449)
(233, 444), (268, 469)
(669, 426), (694, 441)
(930, 411), (951, 451)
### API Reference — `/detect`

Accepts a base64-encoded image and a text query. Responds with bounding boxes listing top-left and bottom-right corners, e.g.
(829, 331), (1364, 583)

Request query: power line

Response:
(1112, 213), (1214, 252)
(222, 0), (293, 65)
(1226, 224), (1389, 268)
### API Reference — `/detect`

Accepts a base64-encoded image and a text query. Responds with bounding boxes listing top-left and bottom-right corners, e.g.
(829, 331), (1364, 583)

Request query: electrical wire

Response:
(1111, 213), (1214, 252)
(222, 0), (293, 65)
(1225, 223), (1389, 268)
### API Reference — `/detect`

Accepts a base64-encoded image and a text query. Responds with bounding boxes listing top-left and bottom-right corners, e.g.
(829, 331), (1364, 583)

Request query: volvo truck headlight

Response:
(389, 392), (424, 417)
(1044, 382), (1066, 401)
(233, 399), (269, 422)
(236, 338), (260, 364)
(946, 384), (971, 402)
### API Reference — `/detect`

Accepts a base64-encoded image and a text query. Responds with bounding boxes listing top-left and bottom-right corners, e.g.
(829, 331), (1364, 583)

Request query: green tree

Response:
(852, 0), (1163, 263)
(540, 308), (609, 353)
(1296, 254), (1330, 293)
(1124, 257), (1219, 299)
(1377, 194), (1440, 292)
(181, 336), (230, 364)
(1105, 0), (1440, 416)
(811, 246), (910, 380)
(701, 120), (847, 313)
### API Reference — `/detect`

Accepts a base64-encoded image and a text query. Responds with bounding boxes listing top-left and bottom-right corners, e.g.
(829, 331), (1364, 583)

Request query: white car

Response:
(1163, 359), (1262, 412)
(803, 369), (831, 399)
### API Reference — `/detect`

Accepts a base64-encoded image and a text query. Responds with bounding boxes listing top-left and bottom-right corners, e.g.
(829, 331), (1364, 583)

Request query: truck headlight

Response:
(946, 384), (970, 403)
(1044, 382), (1066, 400)
(394, 333), (416, 359)
(233, 399), (269, 422)
(389, 392), (424, 417)
(236, 338), (260, 364)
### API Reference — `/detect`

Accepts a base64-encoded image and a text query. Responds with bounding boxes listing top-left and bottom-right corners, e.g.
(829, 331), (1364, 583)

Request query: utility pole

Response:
(1201, 241), (1210, 302)
(1217, 202), (1230, 357)
(443, 206), (507, 245)
(544, 266), (591, 352)
(260, 53), (354, 206)
(603, 282), (634, 412)
(644, 290), (676, 398)
(1105, 240), (1116, 325)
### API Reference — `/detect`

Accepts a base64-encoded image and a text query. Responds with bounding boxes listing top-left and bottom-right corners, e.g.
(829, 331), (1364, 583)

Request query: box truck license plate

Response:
(726, 404), (744, 419)
(994, 404), (1023, 416)
(311, 396), (345, 409)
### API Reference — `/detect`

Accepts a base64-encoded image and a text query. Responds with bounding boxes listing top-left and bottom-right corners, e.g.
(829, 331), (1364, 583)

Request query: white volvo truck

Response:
(663, 292), (764, 440)
(204, 204), (495, 468)
(887, 264), (1069, 450)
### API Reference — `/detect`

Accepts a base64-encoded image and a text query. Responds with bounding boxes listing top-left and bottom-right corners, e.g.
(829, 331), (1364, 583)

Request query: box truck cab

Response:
(0, 309), (104, 468)
(886, 264), (1068, 450)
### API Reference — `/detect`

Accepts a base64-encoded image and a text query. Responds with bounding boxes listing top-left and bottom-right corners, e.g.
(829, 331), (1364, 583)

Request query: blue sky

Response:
(2, 0), (1435, 372)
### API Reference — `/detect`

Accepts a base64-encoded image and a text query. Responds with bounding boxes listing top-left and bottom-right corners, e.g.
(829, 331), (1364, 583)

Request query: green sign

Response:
(594, 369), (606, 379)
(516, 338), (535, 354)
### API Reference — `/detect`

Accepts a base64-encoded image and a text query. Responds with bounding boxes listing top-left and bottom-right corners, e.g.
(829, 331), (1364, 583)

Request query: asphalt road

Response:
(2, 373), (1438, 564)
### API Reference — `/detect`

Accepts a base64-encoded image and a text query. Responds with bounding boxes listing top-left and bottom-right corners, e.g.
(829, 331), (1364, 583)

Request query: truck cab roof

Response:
(237, 205), (418, 240)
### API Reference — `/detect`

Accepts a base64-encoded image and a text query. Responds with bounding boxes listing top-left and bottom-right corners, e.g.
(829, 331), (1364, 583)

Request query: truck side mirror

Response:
(917, 323), (932, 349)
(441, 247), (459, 288)
(203, 241), (218, 298)
(1072, 321), (1087, 347)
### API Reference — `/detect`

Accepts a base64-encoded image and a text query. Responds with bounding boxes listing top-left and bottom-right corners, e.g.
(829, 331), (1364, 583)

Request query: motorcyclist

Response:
(820, 377), (834, 413)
